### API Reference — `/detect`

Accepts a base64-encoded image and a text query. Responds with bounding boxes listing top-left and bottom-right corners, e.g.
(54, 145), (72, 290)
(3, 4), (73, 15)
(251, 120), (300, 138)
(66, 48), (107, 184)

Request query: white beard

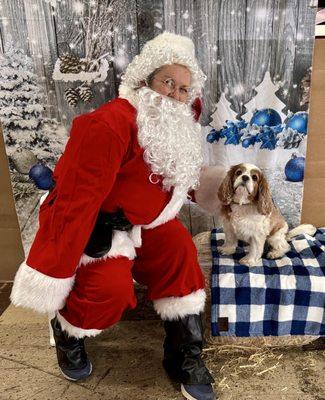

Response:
(134, 86), (203, 192)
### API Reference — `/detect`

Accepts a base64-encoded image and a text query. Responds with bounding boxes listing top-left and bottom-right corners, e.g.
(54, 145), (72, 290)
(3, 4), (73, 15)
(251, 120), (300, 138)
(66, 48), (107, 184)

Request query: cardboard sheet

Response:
(0, 125), (25, 280)
(301, 38), (325, 227)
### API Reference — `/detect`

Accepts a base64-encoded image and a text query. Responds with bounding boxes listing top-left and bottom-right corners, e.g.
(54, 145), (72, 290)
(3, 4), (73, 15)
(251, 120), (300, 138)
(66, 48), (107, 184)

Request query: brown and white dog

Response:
(217, 163), (316, 267)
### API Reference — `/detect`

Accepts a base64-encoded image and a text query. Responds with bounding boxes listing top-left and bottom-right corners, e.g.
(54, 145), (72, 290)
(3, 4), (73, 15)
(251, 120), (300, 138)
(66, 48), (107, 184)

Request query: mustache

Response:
(139, 87), (191, 110)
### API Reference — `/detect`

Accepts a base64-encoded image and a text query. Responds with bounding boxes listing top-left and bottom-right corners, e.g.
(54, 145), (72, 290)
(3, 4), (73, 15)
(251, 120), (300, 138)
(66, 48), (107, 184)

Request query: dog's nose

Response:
(242, 175), (249, 182)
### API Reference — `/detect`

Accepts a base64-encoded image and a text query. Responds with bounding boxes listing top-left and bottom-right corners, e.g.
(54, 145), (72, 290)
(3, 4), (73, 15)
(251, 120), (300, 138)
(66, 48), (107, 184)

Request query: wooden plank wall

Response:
(0, 0), (316, 236)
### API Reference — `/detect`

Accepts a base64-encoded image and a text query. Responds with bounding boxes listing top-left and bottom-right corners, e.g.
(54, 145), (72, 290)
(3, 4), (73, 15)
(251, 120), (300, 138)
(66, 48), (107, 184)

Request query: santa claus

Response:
(11, 32), (223, 400)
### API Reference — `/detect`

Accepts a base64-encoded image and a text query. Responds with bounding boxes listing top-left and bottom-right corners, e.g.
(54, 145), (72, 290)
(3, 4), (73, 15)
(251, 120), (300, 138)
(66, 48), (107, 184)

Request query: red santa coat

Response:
(10, 97), (201, 314)
(29, 98), (175, 278)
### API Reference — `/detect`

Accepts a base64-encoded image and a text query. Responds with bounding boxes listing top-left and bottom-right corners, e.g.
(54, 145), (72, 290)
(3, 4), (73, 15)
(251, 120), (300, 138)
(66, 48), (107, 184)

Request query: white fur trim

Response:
(78, 229), (137, 266)
(119, 86), (139, 109)
(129, 225), (142, 247)
(143, 185), (188, 230)
(48, 312), (56, 346)
(194, 165), (228, 215)
(153, 289), (206, 320)
(10, 261), (75, 314)
(56, 311), (102, 339)
(39, 190), (50, 205)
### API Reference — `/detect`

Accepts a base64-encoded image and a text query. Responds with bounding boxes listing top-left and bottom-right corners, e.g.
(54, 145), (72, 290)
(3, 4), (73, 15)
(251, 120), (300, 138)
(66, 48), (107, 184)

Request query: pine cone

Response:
(78, 85), (93, 102)
(59, 53), (82, 73)
(282, 130), (303, 149)
(64, 88), (79, 107)
(300, 67), (312, 107)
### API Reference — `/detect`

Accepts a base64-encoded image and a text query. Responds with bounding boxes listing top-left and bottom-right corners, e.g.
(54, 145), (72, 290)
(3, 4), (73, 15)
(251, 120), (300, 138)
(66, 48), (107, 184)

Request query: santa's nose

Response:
(242, 175), (249, 182)
(168, 91), (181, 102)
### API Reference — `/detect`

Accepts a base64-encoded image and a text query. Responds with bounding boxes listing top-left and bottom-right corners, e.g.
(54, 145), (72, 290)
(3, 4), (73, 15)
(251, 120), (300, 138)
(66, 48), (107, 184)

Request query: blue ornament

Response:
(242, 135), (257, 148)
(206, 128), (222, 143)
(29, 163), (55, 190)
(286, 112), (308, 134)
(206, 132), (216, 143)
(284, 155), (305, 182)
(250, 108), (282, 127)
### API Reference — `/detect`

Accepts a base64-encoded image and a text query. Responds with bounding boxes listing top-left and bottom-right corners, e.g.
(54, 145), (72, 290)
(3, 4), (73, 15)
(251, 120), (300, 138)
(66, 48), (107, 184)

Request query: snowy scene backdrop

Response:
(0, 0), (316, 253)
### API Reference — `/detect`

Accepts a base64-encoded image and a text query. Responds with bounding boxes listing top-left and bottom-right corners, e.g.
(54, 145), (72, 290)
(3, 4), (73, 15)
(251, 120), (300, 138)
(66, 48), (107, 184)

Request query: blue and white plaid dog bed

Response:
(211, 228), (325, 337)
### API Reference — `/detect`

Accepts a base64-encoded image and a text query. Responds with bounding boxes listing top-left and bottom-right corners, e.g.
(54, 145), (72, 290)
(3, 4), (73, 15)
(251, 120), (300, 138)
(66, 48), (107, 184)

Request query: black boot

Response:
(162, 313), (216, 400)
(50, 316), (92, 381)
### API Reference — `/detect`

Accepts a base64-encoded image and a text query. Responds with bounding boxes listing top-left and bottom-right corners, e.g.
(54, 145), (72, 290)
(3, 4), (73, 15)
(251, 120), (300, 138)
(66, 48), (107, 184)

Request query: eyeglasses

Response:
(152, 77), (192, 97)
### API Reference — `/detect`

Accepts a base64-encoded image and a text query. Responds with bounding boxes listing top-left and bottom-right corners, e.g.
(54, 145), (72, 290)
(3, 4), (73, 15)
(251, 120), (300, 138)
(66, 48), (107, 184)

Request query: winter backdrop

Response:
(0, 0), (317, 253)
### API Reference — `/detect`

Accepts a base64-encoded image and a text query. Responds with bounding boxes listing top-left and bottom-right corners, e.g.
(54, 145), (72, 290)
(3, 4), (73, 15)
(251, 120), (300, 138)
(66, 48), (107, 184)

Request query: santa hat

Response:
(118, 31), (206, 105)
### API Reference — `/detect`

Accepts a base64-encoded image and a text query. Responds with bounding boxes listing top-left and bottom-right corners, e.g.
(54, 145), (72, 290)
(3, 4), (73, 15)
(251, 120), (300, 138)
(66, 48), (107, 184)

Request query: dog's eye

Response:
(235, 170), (242, 176)
(252, 174), (258, 181)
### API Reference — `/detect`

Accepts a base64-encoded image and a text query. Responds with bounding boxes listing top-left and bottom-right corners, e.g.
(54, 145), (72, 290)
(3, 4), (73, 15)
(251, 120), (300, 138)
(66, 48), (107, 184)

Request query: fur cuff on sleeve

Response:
(194, 165), (227, 215)
(10, 260), (75, 314)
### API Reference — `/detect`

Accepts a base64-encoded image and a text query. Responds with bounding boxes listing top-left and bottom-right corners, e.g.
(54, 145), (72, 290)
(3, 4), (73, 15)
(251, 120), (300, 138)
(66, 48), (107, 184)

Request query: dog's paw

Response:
(218, 245), (236, 255)
(239, 256), (259, 267)
(267, 250), (285, 259)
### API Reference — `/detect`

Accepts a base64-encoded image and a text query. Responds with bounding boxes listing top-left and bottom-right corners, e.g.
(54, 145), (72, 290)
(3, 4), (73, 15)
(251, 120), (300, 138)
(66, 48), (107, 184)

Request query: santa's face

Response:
(148, 64), (192, 103)
(134, 86), (203, 192)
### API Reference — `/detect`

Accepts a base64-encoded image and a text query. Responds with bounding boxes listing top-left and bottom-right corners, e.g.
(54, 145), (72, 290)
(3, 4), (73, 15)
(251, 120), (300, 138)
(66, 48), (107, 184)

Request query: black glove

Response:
(84, 209), (133, 258)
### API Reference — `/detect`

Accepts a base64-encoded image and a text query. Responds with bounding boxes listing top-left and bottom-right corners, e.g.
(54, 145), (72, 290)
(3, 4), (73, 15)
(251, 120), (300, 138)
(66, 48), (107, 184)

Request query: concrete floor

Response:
(0, 305), (324, 400)
(0, 305), (183, 400)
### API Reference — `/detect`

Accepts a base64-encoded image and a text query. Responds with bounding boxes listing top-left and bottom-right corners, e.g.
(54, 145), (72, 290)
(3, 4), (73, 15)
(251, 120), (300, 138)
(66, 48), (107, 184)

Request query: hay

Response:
(202, 343), (320, 394)
(205, 345), (296, 393)
(202, 340), (323, 398)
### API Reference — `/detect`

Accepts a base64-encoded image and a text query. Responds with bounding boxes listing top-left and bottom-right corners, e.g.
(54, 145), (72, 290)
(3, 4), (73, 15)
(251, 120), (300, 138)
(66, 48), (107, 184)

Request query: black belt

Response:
(84, 209), (133, 258)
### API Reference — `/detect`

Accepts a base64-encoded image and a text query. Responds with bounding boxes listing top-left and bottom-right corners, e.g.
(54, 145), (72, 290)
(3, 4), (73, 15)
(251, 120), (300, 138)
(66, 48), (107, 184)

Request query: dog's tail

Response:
(286, 224), (317, 241)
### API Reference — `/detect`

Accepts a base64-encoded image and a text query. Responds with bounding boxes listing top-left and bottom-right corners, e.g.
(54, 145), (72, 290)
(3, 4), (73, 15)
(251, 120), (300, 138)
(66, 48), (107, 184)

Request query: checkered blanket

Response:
(211, 228), (325, 337)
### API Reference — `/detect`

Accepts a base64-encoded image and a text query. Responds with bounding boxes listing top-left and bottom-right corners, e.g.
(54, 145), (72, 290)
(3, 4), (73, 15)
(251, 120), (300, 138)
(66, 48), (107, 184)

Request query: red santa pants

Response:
(57, 218), (206, 338)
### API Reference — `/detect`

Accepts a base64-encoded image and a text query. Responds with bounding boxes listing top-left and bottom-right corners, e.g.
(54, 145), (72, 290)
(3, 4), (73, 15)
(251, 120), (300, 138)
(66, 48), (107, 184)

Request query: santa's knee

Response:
(57, 262), (137, 336)
(58, 284), (137, 337)
(86, 273), (134, 305)
(161, 219), (198, 259)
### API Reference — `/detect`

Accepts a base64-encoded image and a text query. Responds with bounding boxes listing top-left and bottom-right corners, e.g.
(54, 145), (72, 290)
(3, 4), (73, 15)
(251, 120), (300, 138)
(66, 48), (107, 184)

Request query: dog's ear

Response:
(257, 172), (273, 215)
(218, 166), (236, 205)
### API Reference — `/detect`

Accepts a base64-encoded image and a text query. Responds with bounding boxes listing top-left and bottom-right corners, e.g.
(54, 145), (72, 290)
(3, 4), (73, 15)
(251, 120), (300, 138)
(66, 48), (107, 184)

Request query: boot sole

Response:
(59, 361), (93, 381)
(181, 384), (198, 400)
(181, 384), (216, 400)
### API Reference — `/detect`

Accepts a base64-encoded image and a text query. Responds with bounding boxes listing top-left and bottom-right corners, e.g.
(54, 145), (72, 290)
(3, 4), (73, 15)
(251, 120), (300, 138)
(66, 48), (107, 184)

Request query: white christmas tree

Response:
(0, 42), (44, 133)
(210, 92), (238, 130)
(0, 40), (67, 167)
(242, 71), (287, 122)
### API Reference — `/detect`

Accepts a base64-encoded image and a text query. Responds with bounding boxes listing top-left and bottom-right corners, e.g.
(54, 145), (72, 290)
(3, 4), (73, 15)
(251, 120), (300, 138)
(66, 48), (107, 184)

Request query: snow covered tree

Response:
(0, 42), (44, 134)
(210, 92), (238, 130)
(0, 40), (66, 169)
(242, 71), (287, 123)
